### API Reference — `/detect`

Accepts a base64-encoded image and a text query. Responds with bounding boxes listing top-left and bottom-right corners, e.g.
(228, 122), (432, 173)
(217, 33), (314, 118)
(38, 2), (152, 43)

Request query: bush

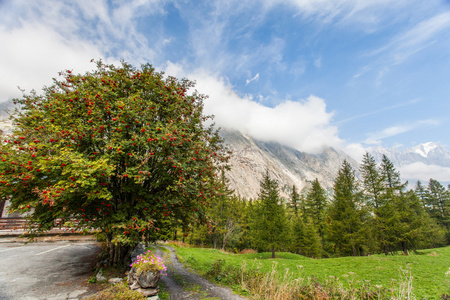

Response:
(85, 283), (146, 300)
(240, 249), (257, 254)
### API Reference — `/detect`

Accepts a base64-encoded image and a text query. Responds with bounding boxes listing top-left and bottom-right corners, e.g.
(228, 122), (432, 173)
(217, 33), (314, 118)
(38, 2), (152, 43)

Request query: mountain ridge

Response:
(220, 129), (358, 199)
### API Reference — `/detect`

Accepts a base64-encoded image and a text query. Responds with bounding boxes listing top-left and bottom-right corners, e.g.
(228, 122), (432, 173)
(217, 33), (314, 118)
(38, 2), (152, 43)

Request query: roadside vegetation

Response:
(172, 243), (450, 299)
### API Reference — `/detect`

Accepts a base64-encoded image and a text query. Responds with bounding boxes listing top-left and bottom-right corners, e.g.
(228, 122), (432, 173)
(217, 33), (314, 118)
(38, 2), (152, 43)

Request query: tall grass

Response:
(172, 244), (450, 299)
(206, 258), (418, 300)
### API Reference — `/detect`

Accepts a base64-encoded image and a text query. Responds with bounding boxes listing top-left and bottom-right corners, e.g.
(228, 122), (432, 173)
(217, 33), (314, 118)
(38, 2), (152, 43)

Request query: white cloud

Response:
(399, 162), (450, 183)
(0, 0), (163, 102)
(263, 0), (412, 26)
(365, 119), (440, 145)
(165, 62), (342, 154)
(0, 23), (104, 101)
(245, 73), (260, 85)
(374, 11), (450, 64)
(337, 98), (421, 125)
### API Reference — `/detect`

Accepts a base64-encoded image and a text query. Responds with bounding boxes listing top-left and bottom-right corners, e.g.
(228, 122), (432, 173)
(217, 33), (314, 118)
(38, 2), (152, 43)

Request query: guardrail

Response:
(0, 217), (91, 236)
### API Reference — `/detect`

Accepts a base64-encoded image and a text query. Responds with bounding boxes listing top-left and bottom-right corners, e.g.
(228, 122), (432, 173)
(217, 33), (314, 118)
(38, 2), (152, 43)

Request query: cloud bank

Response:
(165, 63), (343, 154)
(399, 162), (450, 183)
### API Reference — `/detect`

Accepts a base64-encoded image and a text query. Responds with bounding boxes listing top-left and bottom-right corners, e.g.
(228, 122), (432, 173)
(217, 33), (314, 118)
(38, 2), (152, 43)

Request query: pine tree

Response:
(394, 190), (445, 254)
(377, 155), (408, 254)
(290, 215), (305, 254)
(251, 169), (288, 258)
(380, 154), (404, 194)
(427, 179), (450, 233)
(415, 180), (428, 210)
(328, 160), (366, 256)
(360, 152), (384, 209)
(290, 185), (301, 217)
(305, 178), (327, 238)
(302, 217), (323, 258)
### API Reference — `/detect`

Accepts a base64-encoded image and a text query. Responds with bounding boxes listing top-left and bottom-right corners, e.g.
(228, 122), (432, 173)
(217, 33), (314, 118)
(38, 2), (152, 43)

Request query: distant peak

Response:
(411, 142), (438, 158)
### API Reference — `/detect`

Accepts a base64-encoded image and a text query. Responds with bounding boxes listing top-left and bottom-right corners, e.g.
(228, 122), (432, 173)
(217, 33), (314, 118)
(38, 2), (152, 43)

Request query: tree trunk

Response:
(106, 234), (135, 267)
(0, 200), (5, 218)
(173, 230), (177, 241)
(402, 241), (408, 255)
(271, 246), (275, 259)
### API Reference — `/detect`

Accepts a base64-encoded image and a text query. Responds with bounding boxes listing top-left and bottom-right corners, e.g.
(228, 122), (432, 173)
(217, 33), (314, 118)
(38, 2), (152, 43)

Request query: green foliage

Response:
(328, 160), (368, 256)
(250, 170), (288, 258)
(302, 217), (323, 258)
(289, 184), (301, 216)
(304, 178), (327, 238)
(360, 152), (385, 209)
(0, 61), (229, 265)
(85, 282), (146, 300)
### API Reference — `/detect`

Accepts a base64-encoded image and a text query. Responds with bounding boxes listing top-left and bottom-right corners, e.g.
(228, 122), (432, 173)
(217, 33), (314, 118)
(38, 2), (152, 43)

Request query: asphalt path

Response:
(0, 241), (101, 300)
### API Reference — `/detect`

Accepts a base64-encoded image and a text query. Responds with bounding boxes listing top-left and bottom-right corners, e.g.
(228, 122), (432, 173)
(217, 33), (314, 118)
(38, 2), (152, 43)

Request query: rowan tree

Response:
(0, 61), (229, 266)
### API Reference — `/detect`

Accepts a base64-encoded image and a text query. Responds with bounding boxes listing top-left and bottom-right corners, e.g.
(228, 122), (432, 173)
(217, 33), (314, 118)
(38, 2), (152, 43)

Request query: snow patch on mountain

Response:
(410, 142), (438, 158)
(370, 142), (450, 185)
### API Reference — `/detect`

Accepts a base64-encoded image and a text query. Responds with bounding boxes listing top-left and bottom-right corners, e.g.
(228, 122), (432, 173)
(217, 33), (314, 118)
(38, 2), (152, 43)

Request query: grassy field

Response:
(171, 244), (450, 299)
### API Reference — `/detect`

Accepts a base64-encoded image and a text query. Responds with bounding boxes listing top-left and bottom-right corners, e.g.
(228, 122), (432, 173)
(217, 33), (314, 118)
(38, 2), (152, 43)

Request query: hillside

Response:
(370, 142), (450, 168)
(220, 129), (358, 199)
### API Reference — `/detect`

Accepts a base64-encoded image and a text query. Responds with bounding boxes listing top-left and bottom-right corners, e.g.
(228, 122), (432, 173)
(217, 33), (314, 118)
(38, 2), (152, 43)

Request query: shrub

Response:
(85, 282), (146, 300)
(240, 249), (257, 254)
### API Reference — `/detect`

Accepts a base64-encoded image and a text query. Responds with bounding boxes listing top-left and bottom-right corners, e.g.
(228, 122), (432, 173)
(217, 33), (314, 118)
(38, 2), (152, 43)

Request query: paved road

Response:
(0, 241), (101, 300)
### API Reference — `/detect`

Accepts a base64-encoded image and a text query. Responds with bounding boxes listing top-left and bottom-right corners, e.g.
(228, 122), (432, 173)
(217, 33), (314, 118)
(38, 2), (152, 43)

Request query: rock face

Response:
(128, 267), (160, 296)
(220, 129), (358, 199)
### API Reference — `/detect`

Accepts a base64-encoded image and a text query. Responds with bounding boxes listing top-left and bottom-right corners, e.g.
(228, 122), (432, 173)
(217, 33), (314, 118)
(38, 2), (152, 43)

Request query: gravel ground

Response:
(155, 245), (247, 300)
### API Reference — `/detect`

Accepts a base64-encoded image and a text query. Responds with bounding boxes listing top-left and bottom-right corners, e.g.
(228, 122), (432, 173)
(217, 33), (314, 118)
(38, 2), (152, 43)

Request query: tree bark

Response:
(106, 234), (135, 267)
(0, 200), (5, 218)
(271, 246), (275, 259)
(402, 241), (408, 255)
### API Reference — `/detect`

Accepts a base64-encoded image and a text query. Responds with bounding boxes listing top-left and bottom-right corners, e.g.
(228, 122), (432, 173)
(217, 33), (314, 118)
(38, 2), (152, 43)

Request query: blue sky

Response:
(1, 0), (450, 160)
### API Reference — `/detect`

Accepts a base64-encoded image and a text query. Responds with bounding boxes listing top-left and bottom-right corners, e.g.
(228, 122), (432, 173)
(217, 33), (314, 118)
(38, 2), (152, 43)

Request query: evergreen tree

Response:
(328, 160), (367, 256)
(302, 217), (323, 258)
(415, 180), (428, 210)
(290, 184), (301, 217)
(377, 155), (408, 254)
(290, 214), (305, 254)
(426, 179), (450, 242)
(360, 152), (385, 209)
(394, 190), (445, 253)
(251, 170), (288, 258)
(380, 154), (404, 194)
(208, 170), (235, 249)
(305, 178), (327, 238)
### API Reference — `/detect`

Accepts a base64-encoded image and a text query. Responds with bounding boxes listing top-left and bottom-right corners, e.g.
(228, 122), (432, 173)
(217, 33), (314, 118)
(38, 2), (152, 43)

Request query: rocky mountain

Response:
(369, 142), (450, 168)
(220, 129), (358, 200)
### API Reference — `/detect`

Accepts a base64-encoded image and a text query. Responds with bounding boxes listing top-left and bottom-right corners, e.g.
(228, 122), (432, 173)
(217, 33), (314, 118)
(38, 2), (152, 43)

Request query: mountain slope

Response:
(369, 142), (450, 168)
(220, 129), (358, 199)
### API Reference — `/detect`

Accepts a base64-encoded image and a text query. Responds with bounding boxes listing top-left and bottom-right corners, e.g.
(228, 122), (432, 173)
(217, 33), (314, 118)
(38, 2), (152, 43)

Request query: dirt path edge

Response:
(155, 245), (247, 300)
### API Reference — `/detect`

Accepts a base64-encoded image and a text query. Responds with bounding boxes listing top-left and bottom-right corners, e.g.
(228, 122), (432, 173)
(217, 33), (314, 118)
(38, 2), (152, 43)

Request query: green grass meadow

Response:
(172, 245), (450, 299)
